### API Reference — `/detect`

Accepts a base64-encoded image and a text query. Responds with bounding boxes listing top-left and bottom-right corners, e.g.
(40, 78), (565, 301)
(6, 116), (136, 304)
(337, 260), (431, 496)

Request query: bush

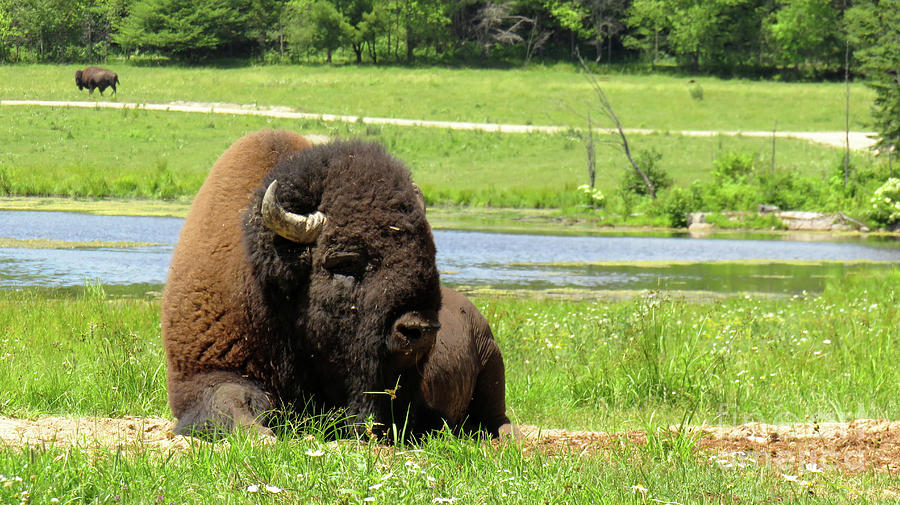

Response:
(661, 187), (696, 228)
(712, 151), (755, 183)
(620, 149), (672, 196)
(577, 184), (606, 209)
(870, 177), (900, 227)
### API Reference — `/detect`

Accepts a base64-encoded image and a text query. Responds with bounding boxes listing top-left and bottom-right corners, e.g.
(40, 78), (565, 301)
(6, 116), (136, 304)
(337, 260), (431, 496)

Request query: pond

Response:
(1, 210), (897, 295)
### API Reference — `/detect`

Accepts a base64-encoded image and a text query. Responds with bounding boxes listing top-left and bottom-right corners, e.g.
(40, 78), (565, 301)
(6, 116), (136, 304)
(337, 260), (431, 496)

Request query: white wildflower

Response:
(305, 449), (325, 457)
(246, 484), (260, 493)
(265, 485), (283, 494)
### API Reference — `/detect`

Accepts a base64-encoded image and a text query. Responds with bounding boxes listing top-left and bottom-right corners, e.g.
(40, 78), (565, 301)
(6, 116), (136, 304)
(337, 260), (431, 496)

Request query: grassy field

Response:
(1, 271), (899, 502)
(0, 63), (876, 132)
(0, 104), (873, 208)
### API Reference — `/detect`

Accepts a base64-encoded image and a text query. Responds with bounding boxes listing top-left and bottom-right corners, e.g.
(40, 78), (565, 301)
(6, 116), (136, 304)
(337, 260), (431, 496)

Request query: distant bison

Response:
(162, 130), (443, 438)
(75, 66), (119, 95)
(418, 287), (515, 438)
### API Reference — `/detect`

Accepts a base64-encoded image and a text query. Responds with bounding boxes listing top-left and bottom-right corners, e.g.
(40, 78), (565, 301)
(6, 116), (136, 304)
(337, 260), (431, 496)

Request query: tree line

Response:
(0, 1), (885, 72)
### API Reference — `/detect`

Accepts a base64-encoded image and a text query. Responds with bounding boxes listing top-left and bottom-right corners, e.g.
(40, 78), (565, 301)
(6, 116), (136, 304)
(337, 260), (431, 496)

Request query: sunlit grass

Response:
(0, 105), (875, 207)
(0, 63), (875, 132)
(1, 270), (898, 502)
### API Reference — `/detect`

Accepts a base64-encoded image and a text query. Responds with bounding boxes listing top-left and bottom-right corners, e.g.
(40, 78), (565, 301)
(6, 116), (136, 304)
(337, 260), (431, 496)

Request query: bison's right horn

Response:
(261, 179), (326, 243)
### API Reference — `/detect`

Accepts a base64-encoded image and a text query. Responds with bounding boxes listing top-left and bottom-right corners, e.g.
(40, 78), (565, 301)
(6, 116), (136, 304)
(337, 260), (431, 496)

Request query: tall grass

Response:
(1, 269), (898, 429)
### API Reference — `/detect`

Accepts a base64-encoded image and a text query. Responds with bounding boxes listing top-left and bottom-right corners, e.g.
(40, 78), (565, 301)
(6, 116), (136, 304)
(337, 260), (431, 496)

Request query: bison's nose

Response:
(393, 314), (440, 342)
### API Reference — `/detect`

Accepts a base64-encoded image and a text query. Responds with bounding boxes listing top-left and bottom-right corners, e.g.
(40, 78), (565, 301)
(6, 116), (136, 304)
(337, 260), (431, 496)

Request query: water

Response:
(1, 211), (898, 294)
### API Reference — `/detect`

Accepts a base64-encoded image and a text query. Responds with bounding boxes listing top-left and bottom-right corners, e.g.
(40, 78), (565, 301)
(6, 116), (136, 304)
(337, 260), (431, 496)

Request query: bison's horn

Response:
(261, 179), (326, 243)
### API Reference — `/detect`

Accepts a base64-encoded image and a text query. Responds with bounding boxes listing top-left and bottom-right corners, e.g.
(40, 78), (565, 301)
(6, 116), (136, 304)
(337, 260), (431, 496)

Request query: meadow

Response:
(1, 271), (899, 502)
(1, 63), (898, 503)
(0, 64), (875, 132)
(0, 104), (875, 209)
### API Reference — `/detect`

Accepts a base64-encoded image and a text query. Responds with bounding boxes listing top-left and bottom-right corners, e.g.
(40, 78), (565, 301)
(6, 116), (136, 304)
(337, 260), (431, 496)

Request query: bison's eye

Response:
(324, 251), (366, 278)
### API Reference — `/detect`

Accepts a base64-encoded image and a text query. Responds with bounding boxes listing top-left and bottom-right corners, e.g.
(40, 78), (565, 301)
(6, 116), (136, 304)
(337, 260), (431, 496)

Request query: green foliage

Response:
(712, 151), (754, 183)
(576, 183), (606, 208)
(285, 0), (353, 63)
(869, 177), (900, 227)
(620, 148), (671, 196)
(847, 0), (900, 153)
(766, 0), (840, 73)
(660, 186), (695, 227)
(114, 0), (252, 58)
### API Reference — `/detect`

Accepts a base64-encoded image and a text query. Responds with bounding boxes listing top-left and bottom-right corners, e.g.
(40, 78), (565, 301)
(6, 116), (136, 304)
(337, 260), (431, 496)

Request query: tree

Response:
(847, 0), (900, 155)
(285, 0), (352, 63)
(766, 0), (840, 72)
(623, 0), (668, 65)
(114, 0), (251, 59)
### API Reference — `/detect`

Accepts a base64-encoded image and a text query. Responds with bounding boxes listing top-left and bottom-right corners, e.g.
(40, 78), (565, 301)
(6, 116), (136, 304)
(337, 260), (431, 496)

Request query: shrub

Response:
(620, 149), (672, 196)
(870, 177), (900, 227)
(712, 151), (755, 183)
(661, 187), (696, 228)
(577, 184), (606, 209)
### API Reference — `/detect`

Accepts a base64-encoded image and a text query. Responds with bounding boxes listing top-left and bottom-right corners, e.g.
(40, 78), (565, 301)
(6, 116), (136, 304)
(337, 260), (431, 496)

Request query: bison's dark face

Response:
(74, 70), (84, 90)
(243, 140), (441, 435)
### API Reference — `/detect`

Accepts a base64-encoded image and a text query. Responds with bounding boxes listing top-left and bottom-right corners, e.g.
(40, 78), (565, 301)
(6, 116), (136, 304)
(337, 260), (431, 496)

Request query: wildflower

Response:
(305, 449), (325, 457)
(265, 485), (283, 494)
(246, 484), (260, 493)
(631, 484), (648, 499)
(369, 483), (384, 491)
(804, 463), (824, 473)
(432, 498), (457, 504)
(364, 498), (376, 502)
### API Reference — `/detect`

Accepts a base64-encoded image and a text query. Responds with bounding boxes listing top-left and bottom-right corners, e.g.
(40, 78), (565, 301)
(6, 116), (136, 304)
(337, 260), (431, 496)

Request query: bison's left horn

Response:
(261, 179), (326, 243)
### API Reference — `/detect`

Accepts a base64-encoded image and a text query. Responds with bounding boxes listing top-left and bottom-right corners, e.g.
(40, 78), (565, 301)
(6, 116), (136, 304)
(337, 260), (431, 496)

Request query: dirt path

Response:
(3, 416), (900, 473)
(0, 99), (878, 151)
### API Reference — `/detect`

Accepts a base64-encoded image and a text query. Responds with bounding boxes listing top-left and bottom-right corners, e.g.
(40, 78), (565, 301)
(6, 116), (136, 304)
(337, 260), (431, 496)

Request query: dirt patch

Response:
(3, 416), (900, 472)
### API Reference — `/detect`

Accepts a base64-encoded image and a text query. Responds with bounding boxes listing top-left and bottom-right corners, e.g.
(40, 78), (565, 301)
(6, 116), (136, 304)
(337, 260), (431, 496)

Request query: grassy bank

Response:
(1, 271), (899, 502)
(0, 63), (875, 132)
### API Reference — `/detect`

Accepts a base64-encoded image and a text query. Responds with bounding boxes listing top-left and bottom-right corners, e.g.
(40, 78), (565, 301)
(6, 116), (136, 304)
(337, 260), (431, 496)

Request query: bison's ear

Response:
(412, 183), (425, 214)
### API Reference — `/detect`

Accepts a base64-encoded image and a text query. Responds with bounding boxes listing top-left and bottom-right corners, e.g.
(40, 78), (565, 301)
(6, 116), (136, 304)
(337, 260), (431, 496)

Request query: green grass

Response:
(0, 105), (877, 206)
(6, 428), (893, 504)
(2, 272), (900, 502)
(2, 267), (898, 429)
(0, 63), (876, 132)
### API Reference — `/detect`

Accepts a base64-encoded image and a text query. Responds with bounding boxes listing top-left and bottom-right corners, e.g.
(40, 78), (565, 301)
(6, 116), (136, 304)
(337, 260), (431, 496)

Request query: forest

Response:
(0, 0), (891, 76)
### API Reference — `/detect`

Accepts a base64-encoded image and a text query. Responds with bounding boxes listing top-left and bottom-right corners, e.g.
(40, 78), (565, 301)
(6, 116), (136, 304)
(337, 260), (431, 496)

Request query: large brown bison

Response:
(163, 130), (444, 438)
(75, 66), (119, 95)
(163, 129), (514, 440)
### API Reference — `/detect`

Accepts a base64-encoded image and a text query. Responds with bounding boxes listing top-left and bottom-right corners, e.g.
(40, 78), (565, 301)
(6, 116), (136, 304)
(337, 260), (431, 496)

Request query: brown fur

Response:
(162, 130), (443, 438)
(418, 287), (515, 438)
(75, 66), (119, 95)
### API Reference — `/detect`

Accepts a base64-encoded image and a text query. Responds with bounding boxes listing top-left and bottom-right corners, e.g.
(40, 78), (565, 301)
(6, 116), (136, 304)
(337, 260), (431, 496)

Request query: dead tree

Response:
(576, 50), (656, 199)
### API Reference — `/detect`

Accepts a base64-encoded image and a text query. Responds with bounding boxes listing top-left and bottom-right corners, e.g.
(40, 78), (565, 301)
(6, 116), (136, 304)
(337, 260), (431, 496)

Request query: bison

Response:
(163, 130), (443, 439)
(75, 66), (119, 95)
(163, 129), (515, 440)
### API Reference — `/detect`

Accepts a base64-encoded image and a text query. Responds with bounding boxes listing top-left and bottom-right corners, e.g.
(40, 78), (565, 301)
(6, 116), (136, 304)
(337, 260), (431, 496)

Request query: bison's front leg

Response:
(173, 372), (274, 438)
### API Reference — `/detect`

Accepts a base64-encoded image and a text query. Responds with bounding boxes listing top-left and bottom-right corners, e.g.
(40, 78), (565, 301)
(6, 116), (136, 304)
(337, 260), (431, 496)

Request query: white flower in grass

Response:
(265, 485), (283, 494)
(369, 483), (384, 491)
(804, 463), (824, 473)
(305, 448), (325, 457)
(432, 498), (457, 504)
(364, 498), (376, 502)
(246, 484), (260, 493)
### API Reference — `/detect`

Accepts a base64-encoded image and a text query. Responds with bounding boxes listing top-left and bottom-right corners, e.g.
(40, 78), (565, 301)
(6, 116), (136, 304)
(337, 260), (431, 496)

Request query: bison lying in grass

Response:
(162, 130), (513, 440)
(75, 66), (119, 95)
